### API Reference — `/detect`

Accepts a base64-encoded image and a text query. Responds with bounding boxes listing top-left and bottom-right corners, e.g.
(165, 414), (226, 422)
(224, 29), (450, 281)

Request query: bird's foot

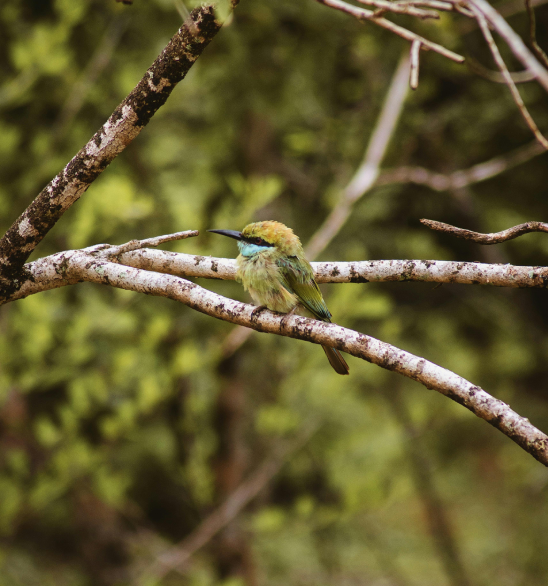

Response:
(250, 305), (268, 320)
(280, 306), (298, 328)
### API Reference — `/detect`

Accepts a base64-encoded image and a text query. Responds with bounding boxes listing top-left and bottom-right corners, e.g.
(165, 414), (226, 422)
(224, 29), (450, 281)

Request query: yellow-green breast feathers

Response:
(210, 221), (350, 375)
(235, 221), (331, 320)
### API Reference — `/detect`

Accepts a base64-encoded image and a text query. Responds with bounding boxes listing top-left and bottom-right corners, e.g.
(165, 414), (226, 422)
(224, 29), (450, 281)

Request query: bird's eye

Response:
(255, 237), (264, 245)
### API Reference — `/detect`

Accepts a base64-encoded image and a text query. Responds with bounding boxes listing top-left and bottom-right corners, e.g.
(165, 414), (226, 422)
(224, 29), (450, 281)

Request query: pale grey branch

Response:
(306, 52), (410, 259)
(410, 40), (421, 89)
(11, 249), (548, 467)
(356, 0), (440, 18)
(8, 248), (548, 307)
(376, 140), (546, 191)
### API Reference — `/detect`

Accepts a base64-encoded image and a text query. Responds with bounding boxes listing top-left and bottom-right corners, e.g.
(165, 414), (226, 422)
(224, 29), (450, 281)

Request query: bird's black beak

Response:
(207, 229), (244, 241)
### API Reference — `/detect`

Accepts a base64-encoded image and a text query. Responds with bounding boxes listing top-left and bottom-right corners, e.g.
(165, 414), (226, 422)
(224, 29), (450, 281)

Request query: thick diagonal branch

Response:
(0, 3), (225, 298)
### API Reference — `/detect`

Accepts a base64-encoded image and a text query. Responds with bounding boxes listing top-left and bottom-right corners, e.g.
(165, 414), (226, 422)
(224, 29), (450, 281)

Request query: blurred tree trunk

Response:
(213, 356), (257, 585)
(388, 387), (472, 586)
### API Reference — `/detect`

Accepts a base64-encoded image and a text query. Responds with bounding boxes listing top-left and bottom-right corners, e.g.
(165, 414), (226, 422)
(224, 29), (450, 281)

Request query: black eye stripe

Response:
(245, 236), (273, 247)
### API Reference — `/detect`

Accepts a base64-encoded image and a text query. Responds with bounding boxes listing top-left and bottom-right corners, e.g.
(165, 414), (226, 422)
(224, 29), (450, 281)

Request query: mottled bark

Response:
(5, 248), (547, 466)
(0, 4), (224, 300)
(6, 249), (548, 305)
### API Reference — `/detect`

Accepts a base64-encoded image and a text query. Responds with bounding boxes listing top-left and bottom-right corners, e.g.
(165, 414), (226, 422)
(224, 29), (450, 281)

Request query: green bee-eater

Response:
(209, 221), (349, 375)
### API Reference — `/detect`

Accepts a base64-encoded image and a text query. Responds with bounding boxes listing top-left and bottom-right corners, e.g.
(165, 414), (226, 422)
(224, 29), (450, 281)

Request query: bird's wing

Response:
(276, 256), (332, 321)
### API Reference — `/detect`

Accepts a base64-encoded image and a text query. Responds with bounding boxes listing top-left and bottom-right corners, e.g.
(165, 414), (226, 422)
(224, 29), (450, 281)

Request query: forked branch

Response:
(315, 0), (465, 64)
(468, 2), (548, 150)
(316, 0), (548, 147)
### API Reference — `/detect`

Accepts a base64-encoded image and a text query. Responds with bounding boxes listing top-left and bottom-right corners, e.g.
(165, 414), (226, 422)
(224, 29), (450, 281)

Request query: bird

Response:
(208, 221), (349, 375)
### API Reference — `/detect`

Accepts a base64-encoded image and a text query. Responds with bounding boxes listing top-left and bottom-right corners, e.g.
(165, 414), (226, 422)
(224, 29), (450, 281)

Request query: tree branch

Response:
(306, 51), (411, 259)
(315, 0), (465, 64)
(421, 219), (548, 243)
(317, 0), (548, 146)
(524, 0), (548, 69)
(457, 0), (548, 34)
(357, 0), (441, 19)
(0, 3), (227, 299)
(376, 140), (546, 191)
(410, 40), (422, 90)
(466, 56), (536, 84)
(8, 248), (548, 466)
(6, 243), (548, 305)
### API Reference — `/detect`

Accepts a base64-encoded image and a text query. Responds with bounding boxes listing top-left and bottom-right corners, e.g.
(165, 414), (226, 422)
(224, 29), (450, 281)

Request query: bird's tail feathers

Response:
(322, 345), (350, 375)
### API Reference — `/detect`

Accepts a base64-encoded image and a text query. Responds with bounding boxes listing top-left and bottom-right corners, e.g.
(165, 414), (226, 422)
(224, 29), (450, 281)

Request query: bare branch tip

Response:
(420, 218), (548, 243)
(410, 40), (421, 89)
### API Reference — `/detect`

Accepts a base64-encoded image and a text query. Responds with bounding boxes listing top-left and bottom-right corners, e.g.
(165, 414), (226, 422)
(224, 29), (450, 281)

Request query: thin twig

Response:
(141, 423), (320, 581)
(469, 3), (548, 149)
(524, 0), (548, 69)
(457, 0), (548, 34)
(410, 40), (421, 89)
(466, 56), (536, 84)
(396, 0), (455, 11)
(356, 0), (440, 18)
(376, 140), (546, 190)
(421, 219), (548, 243)
(96, 230), (199, 256)
(316, 0), (465, 63)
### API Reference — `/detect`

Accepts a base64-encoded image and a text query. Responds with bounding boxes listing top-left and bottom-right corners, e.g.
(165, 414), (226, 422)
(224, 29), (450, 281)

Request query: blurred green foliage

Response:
(1, 0), (548, 584)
